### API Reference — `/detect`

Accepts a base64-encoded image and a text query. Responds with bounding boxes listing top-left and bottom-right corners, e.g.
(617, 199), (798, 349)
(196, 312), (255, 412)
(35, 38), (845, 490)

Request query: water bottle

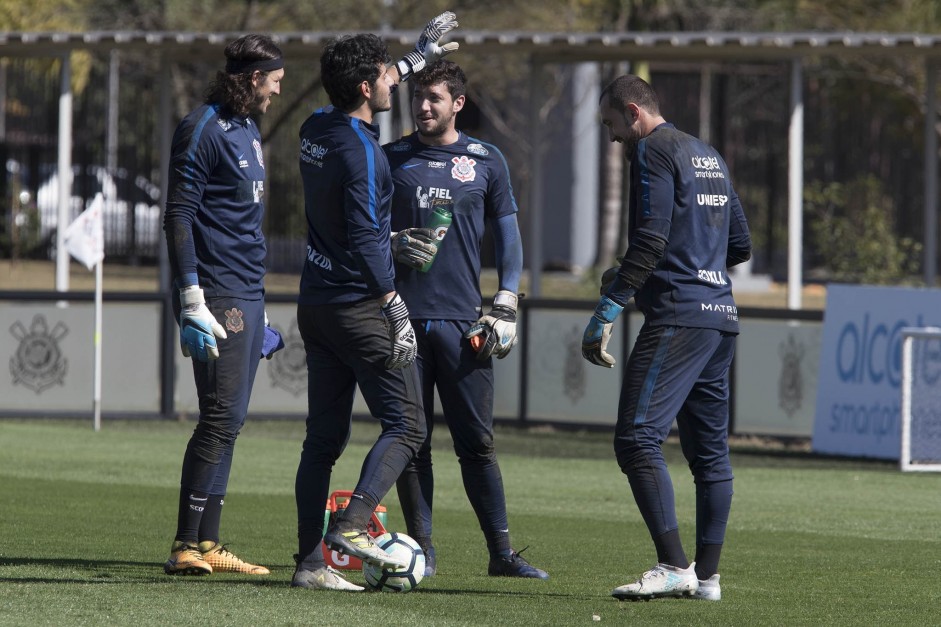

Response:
(419, 199), (453, 272)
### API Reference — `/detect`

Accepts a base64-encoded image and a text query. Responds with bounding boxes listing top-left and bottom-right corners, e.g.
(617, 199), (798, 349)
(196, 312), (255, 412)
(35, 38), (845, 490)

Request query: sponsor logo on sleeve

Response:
(253, 139), (265, 168)
(217, 119), (232, 131)
(390, 141), (411, 152)
(300, 138), (329, 167)
(467, 143), (489, 156)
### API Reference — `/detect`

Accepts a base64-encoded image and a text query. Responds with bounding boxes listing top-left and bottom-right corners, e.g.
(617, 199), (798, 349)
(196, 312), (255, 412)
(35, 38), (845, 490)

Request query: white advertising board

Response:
(1, 301), (161, 413)
(524, 308), (641, 425)
(735, 319), (821, 437)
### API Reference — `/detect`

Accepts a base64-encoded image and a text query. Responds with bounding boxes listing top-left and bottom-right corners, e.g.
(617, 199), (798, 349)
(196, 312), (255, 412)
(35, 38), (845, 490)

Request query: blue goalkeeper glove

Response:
(179, 286), (227, 362)
(395, 11), (459, 81)
(581, 296), (623, 368)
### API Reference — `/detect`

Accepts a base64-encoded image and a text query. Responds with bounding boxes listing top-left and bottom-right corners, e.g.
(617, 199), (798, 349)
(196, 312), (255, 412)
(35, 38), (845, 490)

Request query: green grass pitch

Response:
(1, 418), (938, 625)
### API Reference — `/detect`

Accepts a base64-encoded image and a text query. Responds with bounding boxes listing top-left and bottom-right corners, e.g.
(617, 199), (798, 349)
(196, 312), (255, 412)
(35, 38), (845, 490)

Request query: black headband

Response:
(225, 57), (284, 75)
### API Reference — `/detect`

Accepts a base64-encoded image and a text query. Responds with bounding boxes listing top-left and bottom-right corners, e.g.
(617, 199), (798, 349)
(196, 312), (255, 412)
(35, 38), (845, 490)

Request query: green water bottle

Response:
(419, 199), (453, 272)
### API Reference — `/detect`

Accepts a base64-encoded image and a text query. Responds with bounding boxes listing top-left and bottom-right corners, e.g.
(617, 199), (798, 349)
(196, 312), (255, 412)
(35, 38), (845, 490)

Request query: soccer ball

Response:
(361, 532), (425, 592)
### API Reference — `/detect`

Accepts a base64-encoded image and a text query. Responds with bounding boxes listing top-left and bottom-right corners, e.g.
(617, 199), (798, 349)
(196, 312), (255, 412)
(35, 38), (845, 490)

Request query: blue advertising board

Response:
(812, 284), (941, 459)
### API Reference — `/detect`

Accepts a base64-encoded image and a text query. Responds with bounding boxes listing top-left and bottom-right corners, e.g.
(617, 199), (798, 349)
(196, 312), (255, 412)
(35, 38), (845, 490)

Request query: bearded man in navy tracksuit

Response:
(582, 74), (752, 602)
(383, 60), (547, 580)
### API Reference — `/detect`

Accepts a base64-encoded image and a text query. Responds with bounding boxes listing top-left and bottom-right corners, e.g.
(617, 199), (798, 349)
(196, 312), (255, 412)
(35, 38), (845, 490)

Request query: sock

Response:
(694, 544), (723, 579)
(487, 532), (512, 559)
(296, 545), (326, 571)
(197, 495), (225, 547)
(334, 493), (378, 532)
(174, 488), (209, 545)
(653, 529), (689, 569)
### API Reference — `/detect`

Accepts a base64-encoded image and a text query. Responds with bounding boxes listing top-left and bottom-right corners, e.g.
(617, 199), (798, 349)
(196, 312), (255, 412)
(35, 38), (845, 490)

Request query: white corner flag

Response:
(63, 192), (106, 431)
(64, 192), (105, 270)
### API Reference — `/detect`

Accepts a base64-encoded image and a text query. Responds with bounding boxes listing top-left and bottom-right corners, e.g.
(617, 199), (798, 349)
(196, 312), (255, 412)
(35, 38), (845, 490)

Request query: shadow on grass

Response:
(0, 556), (296, 586)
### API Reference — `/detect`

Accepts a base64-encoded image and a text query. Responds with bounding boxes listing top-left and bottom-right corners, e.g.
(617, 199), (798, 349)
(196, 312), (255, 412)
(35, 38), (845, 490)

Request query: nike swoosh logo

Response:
(402, 163), (422, 169)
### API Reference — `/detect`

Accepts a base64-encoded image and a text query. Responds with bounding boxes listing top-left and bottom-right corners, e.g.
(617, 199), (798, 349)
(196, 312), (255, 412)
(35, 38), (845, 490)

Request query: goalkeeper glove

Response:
(581, 295), (623, 368)
(395, 11), (459, 82)
(179, 285), (227, 362)
(391, 228), (439, 270)
(380, 293), (418, 369)
(464, 290), (518, 360)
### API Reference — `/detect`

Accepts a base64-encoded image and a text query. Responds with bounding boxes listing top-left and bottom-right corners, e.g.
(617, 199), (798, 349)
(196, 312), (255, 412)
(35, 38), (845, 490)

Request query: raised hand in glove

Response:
(581, 296), (623, 368)
(380, 293), (418, 369)
(396, 11), (459, 81)
(392, 228), (438, 270)
(464, 290), (518, 360)
(179, 285), (227, 362)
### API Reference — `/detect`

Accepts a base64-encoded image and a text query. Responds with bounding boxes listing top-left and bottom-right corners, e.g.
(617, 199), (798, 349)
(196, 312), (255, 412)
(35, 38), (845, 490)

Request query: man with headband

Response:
(163, 33), (285, 577)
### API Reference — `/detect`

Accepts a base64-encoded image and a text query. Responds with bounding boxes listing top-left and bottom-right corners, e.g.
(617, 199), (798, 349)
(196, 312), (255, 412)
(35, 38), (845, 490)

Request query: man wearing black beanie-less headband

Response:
(163, 34), (285, 577)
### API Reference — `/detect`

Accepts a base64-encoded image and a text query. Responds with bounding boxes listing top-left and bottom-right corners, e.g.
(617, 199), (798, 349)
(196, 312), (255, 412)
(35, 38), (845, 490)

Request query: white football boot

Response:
(611, 562), (699, 601)
(693, 573), (721, 601)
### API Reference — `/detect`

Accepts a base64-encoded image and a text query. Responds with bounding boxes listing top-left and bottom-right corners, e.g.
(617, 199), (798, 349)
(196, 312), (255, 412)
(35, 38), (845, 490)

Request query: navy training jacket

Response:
(297, 106), (396, 306)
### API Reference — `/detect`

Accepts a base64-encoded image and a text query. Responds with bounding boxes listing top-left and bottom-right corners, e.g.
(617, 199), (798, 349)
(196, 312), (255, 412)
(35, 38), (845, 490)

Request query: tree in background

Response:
(3, 0), (940, 283)
(806, 175), (921, 284)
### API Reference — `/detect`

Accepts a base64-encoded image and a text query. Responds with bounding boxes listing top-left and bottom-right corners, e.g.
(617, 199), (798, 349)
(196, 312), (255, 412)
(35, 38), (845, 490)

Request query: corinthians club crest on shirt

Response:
(9, 315), (69, 394)
(451, 155), (476, 182)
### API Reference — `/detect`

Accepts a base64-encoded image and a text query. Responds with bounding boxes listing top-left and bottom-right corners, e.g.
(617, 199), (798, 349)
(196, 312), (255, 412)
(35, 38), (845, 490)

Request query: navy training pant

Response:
(614, 323), (736, 550)
(395, 319), (511, 556)
(294, 298), (426, 566)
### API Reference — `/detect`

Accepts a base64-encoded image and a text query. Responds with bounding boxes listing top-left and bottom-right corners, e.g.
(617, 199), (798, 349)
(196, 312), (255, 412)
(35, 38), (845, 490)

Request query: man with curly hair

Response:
(163, 33), (284, 577)
(292, 14), (460, 592)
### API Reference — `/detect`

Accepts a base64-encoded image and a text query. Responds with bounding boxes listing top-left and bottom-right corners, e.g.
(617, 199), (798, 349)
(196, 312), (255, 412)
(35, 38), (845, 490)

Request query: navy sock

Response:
(197, 495), (224, 545)
(335, 493), (378, 531)
(653, 529), (689, 569)
(174, 488), (208, 545)
(694, 544), (723, 579)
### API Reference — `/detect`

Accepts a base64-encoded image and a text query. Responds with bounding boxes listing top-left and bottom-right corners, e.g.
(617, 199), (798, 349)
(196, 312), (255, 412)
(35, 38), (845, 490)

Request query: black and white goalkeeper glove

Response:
(391, 228), (438, 270)
(380, 293), (418, 369)
(395, 11), (459, 82)
(464, 290), (518, 360)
